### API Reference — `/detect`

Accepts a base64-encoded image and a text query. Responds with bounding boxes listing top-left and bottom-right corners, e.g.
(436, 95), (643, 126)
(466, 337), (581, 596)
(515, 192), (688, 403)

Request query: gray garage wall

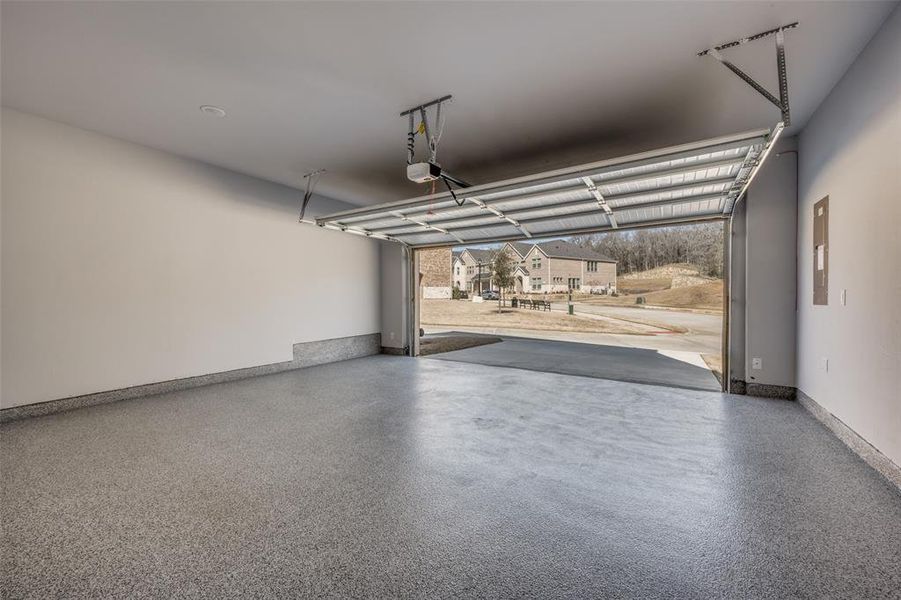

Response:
(737, 135), (799, 393)
(727, 198), (748, 387)
(380, 241), (410, 353)
(1, 108), (381, 409)
(796, 6), (900, 467)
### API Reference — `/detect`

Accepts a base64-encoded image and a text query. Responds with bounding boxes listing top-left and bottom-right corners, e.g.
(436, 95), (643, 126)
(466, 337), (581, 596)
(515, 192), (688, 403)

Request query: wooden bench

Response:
(518, 298), (532, 309)
(532, 300), (551, 311)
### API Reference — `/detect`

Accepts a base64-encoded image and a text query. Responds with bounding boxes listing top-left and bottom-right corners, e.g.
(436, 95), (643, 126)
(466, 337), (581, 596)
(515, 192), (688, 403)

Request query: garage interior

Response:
(320, 129), (769, 392)
(2, 2), (900, 598)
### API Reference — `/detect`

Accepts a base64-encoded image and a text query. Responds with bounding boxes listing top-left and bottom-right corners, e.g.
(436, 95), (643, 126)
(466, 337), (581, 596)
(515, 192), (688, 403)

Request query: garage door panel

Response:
(524, 212), (609, 235)
(316, 123), (782, 246)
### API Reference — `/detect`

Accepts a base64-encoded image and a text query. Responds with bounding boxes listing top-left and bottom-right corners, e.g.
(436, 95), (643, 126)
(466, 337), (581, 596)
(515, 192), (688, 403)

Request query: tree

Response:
(575, 222), (724, 278)
(491, 251), (517, 313)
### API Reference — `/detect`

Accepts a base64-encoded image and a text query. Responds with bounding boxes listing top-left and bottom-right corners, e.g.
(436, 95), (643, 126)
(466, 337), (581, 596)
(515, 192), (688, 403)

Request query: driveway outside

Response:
(425, 303), (722, 355)
(424, 333), (722, 391)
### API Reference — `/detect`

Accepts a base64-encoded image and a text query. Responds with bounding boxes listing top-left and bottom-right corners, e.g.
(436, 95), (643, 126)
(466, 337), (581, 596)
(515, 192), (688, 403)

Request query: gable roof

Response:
(461, 241), (615, 263)
(461, 248), (497, 264)
(505, 242), (534, 258)
(535, 240), (616, 263)
(471, 264), (529, 281)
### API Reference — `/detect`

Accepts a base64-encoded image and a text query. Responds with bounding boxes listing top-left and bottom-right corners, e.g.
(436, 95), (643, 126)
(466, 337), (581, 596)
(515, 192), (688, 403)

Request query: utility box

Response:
(813, 196), (829, 305)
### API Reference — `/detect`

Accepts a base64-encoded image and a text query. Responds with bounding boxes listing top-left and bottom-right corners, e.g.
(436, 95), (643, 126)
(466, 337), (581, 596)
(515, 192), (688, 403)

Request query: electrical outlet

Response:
(751, 357), (762, 370)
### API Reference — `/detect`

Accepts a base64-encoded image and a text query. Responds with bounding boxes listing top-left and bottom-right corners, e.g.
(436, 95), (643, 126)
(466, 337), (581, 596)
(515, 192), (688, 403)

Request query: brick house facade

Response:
(452, 252), (466, 291)
(454, 240), (617, 295)
(520, 242), (616, 293)
(418, 247), (452, 299)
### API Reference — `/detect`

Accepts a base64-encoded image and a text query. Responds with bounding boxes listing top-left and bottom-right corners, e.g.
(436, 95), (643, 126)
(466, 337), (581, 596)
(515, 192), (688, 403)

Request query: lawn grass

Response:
(421, 299), (651, 334)
(636, 281), (723, 311)
(616, 277), (672, 294)
(583, 281), (724, 312)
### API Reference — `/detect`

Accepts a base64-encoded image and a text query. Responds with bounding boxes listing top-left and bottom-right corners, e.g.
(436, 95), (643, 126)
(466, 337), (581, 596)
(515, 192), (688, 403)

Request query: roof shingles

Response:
(458, 239), (616, 264)
(535, 240), (616, 262)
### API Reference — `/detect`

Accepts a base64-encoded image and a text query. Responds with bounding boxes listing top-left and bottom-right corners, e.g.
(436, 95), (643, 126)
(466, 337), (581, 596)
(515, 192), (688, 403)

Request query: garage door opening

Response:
(316, 124), (782, 392)
(414, 222), (725, 391)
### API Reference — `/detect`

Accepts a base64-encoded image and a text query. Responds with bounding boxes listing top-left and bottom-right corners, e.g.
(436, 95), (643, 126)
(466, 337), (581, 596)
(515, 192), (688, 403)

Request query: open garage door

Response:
(317, 124), (781, 389)
(315, 124), (782, 247)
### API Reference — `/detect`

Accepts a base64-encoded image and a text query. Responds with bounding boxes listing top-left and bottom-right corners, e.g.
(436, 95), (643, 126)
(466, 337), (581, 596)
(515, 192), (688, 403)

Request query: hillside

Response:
(632, 281), (723, 311)
(621, 263), (718, 288)
(585, 263), (723, 312)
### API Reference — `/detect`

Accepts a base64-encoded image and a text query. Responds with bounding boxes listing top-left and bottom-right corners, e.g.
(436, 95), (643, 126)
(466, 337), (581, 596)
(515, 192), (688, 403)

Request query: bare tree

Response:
(574, 222), (724, 277)
(491, 251), (517, 313)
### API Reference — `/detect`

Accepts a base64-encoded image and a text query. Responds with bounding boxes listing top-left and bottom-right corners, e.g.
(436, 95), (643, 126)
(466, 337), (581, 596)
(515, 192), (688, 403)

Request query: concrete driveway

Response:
(425, 305), (722, 355)
(424, 333), (722, 391)
(558, 303), (723, 354)
(422, 305), (723, 391)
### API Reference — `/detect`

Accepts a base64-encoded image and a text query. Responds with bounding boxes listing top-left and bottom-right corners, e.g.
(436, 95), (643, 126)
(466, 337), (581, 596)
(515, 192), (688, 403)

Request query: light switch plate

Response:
(751, 357), (762, 370)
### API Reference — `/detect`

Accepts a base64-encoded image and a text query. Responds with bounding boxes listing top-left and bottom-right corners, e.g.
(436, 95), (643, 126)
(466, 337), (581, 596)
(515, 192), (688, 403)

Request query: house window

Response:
(531, 257), (542, 270)
(531, 277), (543, 291)
(455, 266), (460, 275)
(568, 278), (581, 289)
(587, 261), (598, 272)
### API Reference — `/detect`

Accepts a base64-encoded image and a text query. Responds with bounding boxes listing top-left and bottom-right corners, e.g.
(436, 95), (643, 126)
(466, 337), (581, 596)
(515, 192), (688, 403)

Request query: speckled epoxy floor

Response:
(2, 355), (900, 599)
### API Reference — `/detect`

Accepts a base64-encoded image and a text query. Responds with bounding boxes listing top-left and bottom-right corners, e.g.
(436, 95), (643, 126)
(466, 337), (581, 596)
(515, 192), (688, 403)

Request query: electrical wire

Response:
(298, 169), (325, 222)
(442, 175), (464, 206)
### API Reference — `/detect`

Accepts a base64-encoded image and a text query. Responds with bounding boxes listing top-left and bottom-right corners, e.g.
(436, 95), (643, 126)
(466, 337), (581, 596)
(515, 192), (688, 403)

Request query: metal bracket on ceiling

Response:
(400, 95), (471, 191)
(580, 177), (618, 228)
(298, 169), (326, 223)
(400, 95), (452, 166)
(699, 22), (797, 126)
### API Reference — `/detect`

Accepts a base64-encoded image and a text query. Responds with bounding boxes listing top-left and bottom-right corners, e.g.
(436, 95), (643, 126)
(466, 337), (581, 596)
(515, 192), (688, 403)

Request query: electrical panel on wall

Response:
(813, 196), (829, 305)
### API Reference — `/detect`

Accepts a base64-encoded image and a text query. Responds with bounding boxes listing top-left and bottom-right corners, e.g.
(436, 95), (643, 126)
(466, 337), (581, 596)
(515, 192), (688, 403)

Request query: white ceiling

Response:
(2, 1), (896, 206)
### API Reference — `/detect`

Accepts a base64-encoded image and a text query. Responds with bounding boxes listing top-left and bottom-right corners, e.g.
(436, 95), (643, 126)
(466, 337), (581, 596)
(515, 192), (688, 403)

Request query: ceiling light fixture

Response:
(199, 105), (226, 118)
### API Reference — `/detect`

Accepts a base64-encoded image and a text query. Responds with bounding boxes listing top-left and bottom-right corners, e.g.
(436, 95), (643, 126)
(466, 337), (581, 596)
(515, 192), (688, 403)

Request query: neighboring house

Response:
(504, 241), (534, 260)
(523, 240), (617, 293)
(459, 248), (498, 294)
(418, 247), (452, 299)
(454, 239), (617, 295)
(452, 251), (466, 291)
